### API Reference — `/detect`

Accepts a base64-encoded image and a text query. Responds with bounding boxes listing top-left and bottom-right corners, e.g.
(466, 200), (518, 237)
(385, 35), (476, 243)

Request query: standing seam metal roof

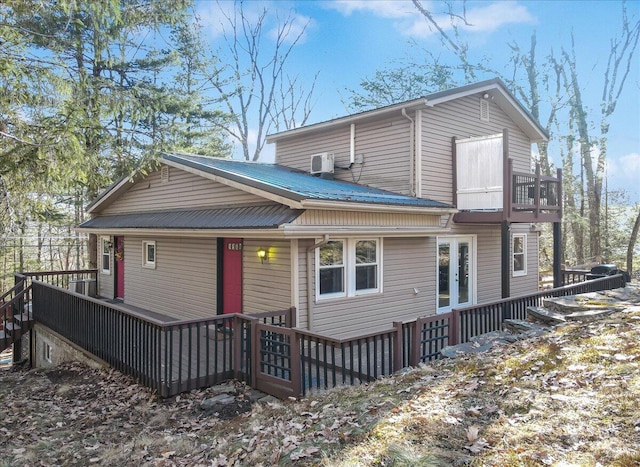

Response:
(162, 153), (452, 209)
(77, 205), (303, 230)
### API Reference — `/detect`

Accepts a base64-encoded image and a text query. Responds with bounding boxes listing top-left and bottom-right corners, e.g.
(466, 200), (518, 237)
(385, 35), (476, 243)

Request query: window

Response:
(355, 240), (378, 291)
(317, 238), (381, 299)
(143, 241), (156, 269)
(101, 237), (111, 275)
(319, 240), (345, 296)
(512, 234), (527, 276)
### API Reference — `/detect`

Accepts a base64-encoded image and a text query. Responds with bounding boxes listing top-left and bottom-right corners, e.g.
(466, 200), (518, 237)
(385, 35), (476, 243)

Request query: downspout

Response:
(306, 235), (330, 331)
(350, 123), (356, 164)
(401, 108), (416, 196)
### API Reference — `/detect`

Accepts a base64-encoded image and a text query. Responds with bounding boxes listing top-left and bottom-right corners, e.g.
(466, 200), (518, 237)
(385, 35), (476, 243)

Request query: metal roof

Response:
(77, 205), (303, 230)
(162, 153), (452, 209)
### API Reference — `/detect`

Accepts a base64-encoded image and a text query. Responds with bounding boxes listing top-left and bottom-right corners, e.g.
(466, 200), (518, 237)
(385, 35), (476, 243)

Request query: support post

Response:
(501, 221), (511, 298)
(553, 221), (562, 288)
(392, 321), (404, 371)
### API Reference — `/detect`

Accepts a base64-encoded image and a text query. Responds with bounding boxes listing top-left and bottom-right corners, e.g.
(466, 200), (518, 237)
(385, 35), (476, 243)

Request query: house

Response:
(76, 78), (562, 339)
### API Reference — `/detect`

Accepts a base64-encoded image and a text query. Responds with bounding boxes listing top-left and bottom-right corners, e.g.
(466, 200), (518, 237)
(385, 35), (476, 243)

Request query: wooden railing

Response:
(24, 272), (625, 399)
(31, 280), (294, 397)
(561, 269), (590, 285)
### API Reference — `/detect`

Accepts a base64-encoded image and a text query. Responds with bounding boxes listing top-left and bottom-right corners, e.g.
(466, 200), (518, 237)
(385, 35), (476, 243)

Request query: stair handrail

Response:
(0, 280), (26, 304)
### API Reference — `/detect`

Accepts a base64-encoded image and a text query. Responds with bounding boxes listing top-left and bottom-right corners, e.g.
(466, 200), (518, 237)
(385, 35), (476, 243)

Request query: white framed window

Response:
(100, 236), (111, 275)
(143, 241), (156, 269)
(512, 234), (527, 277)
(317, 238), (381, 300)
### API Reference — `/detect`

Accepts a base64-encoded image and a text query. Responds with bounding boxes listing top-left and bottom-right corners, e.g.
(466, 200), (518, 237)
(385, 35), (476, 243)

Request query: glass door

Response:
(437, 236), (474, 313)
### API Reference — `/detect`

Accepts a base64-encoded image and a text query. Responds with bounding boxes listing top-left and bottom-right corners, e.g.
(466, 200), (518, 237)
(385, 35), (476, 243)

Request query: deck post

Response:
(392, 322), (404, 372)
(501, 220), (511, 298)
(553, 221), (562, 288)
(449, 311), (459, 346)
(290, 331), (302, 397)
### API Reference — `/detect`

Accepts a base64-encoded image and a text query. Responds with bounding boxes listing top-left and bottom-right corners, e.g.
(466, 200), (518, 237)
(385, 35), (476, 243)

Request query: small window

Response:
(43, 342), (52, 363)
(319, 241), (345, 297)
(101, 237), (111, 275)
(355, 240), (378, 293)
(143, 241), (156, 269)
(513, 234), (527, 277)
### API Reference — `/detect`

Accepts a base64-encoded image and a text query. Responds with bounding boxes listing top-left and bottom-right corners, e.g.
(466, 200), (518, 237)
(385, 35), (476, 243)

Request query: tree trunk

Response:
(627, 208), (640, 276)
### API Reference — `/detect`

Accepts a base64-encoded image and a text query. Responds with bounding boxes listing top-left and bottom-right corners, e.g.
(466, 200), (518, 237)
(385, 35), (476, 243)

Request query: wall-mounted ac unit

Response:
(310, 152), (334, 174)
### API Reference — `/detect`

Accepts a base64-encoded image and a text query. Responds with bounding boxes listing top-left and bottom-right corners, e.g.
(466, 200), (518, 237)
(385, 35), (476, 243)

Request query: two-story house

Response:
(77, 78), (562, 338)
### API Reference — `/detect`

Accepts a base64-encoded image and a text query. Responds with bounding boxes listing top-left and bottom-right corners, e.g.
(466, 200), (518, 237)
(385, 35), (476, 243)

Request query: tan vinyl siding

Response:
(98, 235), (114, 299)
(300, 237), (437, 338)
(292, 210), (441, 227)
(421, 95), (534, 204)
(275, 116), (413, 195)
(242, 239), (292, 314)
(123, 236), (217, 320)
(510, 225), (540, 296)
(100, 167), (265, 215)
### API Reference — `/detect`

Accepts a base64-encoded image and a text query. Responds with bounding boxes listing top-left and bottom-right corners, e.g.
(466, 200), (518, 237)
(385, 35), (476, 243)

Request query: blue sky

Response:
(194, 0), (640, 203)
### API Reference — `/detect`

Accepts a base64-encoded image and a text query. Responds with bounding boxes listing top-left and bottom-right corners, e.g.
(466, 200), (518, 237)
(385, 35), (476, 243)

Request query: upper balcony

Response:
(452, 133), (562, 224)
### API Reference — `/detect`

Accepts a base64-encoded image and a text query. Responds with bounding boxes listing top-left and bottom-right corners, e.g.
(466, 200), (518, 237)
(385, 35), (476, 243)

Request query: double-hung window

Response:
(101, 237), (111, 275)
(317, 238), (381, 300)
(512, 234), (527, 276)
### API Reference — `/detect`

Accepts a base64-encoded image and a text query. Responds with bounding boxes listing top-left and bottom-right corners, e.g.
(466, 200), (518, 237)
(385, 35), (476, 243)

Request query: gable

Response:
(97, 166), (269, 215)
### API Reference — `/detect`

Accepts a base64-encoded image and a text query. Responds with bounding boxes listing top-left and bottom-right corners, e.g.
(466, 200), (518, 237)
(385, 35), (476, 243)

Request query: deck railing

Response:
(23, 271), (626, 399)
(561, 269), (590, 285)
(31, 280), (294, 397)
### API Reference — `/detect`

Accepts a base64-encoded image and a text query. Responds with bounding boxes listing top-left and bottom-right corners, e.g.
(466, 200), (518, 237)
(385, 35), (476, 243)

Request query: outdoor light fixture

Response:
(257, 247), (269, 263)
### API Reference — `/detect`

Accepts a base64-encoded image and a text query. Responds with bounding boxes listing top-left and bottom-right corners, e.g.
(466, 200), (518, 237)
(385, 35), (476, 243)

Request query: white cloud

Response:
(617, 152), (640, 179)
(196, 1), (311, 44)
(329, 0), (416, 18)
(326, 0), (535, 39)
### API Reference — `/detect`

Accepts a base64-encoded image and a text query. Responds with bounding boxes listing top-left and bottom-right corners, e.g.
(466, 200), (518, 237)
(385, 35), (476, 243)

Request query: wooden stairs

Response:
(1, 281), (33, 355)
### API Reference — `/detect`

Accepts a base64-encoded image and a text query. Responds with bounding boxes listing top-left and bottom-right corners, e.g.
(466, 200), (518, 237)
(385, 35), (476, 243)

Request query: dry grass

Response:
(1, 308), (639, 466)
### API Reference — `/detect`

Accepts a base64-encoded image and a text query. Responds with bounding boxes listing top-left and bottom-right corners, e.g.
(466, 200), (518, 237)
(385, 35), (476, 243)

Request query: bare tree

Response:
(408, 0), (640, 265)
(628, 208), (640, 276)
(209, 1), (317, 161)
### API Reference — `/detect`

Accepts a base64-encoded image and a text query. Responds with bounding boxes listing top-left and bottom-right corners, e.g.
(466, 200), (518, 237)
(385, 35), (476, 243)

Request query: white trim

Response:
(290, 238), (300, 324)
(76, 225), (452, 239)
(415, 109), (423, 198)
(142, 240), (157, 269)
(512, 233), (527, 277)
(100, 236), (112, 275)
(436, 235), (477, 314)
(315, 237), (382, 301)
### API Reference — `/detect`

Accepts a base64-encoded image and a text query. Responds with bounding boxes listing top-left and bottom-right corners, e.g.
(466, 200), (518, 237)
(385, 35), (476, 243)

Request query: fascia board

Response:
(300, 199), (456, 215)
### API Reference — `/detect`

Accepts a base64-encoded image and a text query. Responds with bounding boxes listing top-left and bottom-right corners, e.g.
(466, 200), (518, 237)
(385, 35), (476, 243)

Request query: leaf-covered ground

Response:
(1, 295), (639, 466)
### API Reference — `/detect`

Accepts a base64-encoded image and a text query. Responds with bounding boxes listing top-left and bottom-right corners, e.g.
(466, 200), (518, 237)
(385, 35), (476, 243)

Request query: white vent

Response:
(310, 152), (334, 174)
(160, 165), (170, 183)
(480, 98), (490, 122)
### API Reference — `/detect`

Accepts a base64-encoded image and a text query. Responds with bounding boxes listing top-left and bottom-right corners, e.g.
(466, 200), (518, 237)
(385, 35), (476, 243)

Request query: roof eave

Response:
(300, 199), (455, 214)
(266, 98), (428, 143)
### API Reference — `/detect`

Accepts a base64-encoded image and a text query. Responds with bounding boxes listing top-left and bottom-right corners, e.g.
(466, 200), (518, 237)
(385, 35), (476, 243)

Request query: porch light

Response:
(257, 247), (269, 263)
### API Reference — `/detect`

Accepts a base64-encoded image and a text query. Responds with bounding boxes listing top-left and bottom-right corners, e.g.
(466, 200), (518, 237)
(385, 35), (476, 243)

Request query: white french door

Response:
(437, 236), (475, 313)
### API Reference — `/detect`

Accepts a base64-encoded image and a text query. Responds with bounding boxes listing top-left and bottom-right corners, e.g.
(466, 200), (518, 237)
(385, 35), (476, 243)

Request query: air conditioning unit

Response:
(310, 152), (334, 174)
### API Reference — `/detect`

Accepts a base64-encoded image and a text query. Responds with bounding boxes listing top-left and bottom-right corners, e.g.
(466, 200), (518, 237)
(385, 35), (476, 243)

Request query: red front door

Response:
(222, 238), (243, 314)
(114, 236), (125, 299)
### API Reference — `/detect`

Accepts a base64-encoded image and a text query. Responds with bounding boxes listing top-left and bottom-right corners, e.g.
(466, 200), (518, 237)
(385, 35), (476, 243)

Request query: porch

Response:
(2, 269), (626, 399)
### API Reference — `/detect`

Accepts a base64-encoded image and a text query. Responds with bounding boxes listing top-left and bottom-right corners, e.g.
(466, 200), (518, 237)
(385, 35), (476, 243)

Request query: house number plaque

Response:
(227, 242), (243, 251)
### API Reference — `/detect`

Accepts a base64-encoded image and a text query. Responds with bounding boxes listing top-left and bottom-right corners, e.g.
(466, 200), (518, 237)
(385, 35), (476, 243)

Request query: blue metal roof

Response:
(162, 153), (451, 209)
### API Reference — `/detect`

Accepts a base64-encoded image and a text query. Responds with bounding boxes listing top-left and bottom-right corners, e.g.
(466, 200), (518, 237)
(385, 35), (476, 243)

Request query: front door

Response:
(222, 238), (243, 314)
(114, 236), (125, 299)
(437, 236), (474, 313)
